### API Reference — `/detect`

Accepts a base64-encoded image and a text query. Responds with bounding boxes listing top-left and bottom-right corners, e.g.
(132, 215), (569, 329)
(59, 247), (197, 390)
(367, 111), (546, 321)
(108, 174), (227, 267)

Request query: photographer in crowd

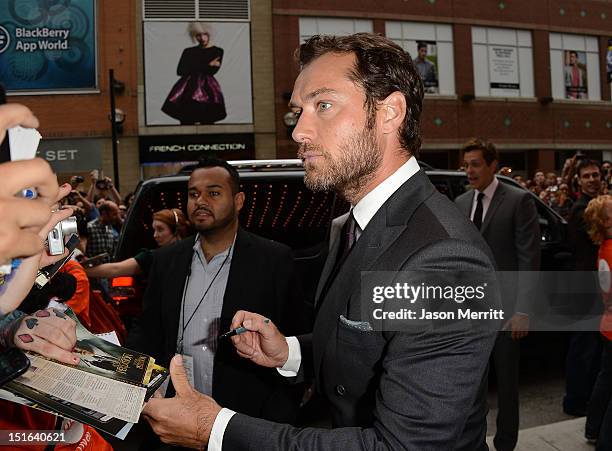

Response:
(86, 170), (122, 208)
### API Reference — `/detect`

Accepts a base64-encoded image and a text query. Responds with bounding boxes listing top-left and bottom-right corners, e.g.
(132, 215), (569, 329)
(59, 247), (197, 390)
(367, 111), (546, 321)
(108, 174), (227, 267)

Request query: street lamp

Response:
(108, 69), (125, 191)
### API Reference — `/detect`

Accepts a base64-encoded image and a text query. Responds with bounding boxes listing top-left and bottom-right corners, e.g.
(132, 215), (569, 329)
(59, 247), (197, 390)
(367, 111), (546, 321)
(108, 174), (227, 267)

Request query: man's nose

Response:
(195, 194), (210, 206)
(292, 113), (315, 144)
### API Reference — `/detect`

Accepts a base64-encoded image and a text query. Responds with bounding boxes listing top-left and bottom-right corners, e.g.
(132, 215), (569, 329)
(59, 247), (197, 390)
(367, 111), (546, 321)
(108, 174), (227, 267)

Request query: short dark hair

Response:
(296, 33), (424, 156)
(417, 42), (427, 51)
(569, 50), (578, 57)
(461, 138), (499, 165)
(576, 159), (601, 177)
(98, 201), (114, 215)
(192, 157), (240, 194)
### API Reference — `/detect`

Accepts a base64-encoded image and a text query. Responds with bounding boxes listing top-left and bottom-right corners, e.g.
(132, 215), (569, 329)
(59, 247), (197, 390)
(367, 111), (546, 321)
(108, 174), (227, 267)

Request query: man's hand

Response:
(13, 308), (79, 364)
(230, 310), (289, 368)
(142, 355), (221, 449)
(503, 313), (529, 340)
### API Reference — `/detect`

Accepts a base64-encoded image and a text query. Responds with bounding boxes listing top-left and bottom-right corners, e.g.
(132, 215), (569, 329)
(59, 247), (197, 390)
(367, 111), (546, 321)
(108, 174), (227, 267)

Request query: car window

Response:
(116, 177), (341, 260)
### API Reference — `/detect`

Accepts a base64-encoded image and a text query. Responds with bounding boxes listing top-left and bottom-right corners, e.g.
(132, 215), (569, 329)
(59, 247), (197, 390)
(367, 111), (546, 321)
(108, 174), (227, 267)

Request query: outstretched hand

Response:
(230, 310), (289, 368)
(142, 355), (221, 448)
(13, 307), (79, 365)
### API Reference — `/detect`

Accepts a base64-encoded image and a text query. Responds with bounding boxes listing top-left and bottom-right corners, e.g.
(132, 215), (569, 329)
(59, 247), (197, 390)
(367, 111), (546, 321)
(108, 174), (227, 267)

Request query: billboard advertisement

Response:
(564, 50), (588, 99)
(0, 0), (97, 93)
(414, 41), (438, 94)
(607, 38), (611, 84)
(488, 45), (520, 96)
(144, 21), (253, 126)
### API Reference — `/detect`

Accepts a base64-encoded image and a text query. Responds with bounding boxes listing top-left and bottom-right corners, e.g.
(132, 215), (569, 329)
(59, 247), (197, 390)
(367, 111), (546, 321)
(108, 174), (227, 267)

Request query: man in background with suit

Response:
(127, 157), (304, 438)
(455, 138), (541, 451)
(563, 159), (604, 417)
(142, 33), (500, 450)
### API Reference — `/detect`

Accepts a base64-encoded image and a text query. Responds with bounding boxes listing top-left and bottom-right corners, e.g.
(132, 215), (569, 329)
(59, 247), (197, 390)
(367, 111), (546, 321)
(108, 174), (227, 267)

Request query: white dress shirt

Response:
(207, 157), (421, 450)
(469, 176), (498, 224)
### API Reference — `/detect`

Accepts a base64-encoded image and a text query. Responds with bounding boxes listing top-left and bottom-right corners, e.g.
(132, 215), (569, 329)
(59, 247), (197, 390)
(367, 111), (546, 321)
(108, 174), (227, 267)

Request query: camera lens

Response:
(59, 216), (78, 237)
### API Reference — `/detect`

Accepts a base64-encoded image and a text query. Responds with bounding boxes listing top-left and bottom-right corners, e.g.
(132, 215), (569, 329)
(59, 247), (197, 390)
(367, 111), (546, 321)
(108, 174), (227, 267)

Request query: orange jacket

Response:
(597, 239), (612, 341)
(60, 260), (91, 328)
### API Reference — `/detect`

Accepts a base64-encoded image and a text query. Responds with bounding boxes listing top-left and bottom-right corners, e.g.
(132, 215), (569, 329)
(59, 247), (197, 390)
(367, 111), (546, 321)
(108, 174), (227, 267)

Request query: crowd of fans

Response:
(499, 154), (612, 221)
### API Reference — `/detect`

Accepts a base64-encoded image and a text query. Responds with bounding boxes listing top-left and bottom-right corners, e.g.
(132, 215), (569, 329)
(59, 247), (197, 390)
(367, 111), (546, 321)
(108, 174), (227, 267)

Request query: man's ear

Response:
(234, 191), (245, 213)
(380, 91), (406, 135)
(492, 160), (499, 173)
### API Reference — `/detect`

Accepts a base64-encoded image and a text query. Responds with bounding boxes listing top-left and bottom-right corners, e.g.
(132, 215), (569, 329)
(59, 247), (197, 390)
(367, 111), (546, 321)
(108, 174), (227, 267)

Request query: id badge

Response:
(182, 354), (195, 387)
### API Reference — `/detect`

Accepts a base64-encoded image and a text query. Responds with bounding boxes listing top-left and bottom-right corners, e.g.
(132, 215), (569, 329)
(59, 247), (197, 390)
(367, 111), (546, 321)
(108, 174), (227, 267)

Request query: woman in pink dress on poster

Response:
(162, 22), (227, 125)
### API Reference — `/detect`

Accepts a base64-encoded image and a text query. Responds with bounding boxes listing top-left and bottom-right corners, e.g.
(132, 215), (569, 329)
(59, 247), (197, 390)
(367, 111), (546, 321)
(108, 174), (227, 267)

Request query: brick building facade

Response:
(271, 0), (612, 176)
(3, 0), (140, 193)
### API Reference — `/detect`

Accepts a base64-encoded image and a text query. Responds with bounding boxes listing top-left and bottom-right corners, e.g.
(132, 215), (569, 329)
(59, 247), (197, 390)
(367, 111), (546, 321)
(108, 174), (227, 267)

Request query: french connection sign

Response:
(0, 0), (97, 93)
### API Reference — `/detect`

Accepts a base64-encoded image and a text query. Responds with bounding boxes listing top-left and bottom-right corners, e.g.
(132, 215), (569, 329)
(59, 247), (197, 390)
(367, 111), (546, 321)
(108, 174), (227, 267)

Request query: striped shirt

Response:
(177, 234), (234, 394)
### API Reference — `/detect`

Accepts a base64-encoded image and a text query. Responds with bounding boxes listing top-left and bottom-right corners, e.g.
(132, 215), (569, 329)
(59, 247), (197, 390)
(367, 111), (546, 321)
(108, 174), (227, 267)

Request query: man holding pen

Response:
(143, 33), (499, 450)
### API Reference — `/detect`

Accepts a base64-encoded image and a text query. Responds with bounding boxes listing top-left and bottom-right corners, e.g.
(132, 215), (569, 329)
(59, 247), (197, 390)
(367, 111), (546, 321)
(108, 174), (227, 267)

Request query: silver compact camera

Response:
(47, 216), (78, 256)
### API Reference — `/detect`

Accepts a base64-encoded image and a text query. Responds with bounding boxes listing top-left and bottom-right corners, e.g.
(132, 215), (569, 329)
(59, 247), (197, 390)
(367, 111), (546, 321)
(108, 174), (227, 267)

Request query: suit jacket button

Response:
(335, 384), (346, 396)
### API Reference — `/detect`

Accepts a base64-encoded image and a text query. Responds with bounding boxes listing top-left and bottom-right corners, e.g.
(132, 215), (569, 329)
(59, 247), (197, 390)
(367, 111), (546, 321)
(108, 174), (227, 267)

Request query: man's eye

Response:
(318, 102), (332, 111)
(189, 191), (198, 198)
(210, 191), (220, 196)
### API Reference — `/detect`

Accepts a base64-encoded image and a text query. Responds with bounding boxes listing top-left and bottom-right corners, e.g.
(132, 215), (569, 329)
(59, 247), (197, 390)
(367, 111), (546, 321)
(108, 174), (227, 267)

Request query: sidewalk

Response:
(487, 417), (594, 450)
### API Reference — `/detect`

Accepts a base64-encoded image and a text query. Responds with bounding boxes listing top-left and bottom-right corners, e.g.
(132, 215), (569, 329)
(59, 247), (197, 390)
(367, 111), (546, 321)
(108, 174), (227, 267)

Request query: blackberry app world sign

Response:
(0, 0), (97, 93)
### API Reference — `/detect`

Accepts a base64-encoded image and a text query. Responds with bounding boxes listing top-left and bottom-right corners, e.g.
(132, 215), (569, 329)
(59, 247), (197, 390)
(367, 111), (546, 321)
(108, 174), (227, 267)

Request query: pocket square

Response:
(339, 315), (373, 331)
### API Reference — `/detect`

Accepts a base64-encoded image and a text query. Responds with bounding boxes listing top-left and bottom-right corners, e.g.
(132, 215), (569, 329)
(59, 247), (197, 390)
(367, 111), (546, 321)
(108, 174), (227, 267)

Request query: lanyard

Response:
(177, 242), (233, 354)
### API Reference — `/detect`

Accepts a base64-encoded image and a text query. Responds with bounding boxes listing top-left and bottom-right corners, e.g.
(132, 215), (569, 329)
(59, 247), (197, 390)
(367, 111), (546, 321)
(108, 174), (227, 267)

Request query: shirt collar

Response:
(476, 176), (499, 200)
(192, 233), (236, 264)
(352, 157), (420, 231)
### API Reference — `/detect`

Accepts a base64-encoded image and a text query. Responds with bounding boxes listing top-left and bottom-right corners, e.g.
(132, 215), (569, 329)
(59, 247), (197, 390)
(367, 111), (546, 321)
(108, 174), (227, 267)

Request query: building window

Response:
(386, 21), (455, 96)
(471, 27), (534, 98)
(550, 33), (601, 101)
(299, 18), (372, 43)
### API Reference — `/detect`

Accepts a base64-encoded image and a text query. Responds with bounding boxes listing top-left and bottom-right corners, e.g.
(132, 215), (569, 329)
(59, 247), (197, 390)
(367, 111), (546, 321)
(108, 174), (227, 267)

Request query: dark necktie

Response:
(473, 192), (485, 230)
(338, 210), (358, 263)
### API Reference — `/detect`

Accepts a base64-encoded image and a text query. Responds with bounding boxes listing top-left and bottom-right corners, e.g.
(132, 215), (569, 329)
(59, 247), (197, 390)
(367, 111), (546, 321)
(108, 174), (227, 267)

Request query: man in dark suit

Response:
(563, 159), (604, 417)
(127, 157), (304, 427)
(142, 33), (500, 450)
(455, 139), (540, 451)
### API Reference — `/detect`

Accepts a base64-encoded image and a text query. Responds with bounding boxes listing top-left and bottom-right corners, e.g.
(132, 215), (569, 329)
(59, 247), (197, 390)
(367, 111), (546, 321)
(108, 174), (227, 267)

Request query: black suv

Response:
(111, 160), (569, 316)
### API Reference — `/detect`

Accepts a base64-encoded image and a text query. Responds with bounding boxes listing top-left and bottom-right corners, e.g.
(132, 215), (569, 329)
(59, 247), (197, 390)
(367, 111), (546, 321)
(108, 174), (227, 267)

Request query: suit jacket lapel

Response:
(480, 182), (506, 234)
(312, 170), (435, 379)
(458, 191), (473, 218)
(220, 228), (250, 322)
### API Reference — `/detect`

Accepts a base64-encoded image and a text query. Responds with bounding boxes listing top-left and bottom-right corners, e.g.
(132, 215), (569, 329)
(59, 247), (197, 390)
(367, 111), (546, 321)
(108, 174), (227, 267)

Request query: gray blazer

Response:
(455, 180), (541, 314)
(222, 170), (500, 451)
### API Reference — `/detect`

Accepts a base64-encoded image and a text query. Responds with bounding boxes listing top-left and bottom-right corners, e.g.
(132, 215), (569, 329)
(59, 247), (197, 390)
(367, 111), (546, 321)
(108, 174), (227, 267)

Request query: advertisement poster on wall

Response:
(0, 0), (97, 93)
(564, 50), (588, 99)
(488, 45), (520, 96)
(144, 21), (253, 126)
(413, 41), (438, 94)
(607, 38), (612, 84)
